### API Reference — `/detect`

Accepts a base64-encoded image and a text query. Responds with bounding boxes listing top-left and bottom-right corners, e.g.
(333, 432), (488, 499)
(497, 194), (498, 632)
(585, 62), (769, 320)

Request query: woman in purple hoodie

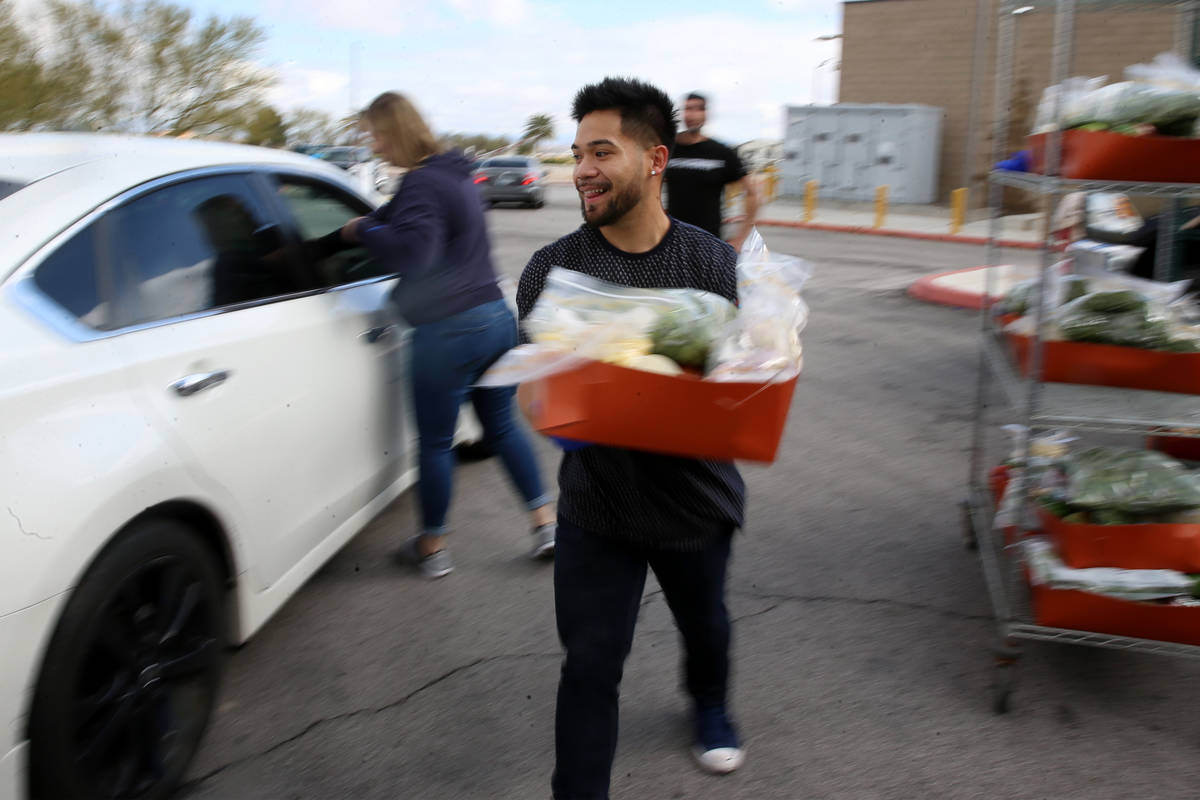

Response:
(341, 91), (555, 578)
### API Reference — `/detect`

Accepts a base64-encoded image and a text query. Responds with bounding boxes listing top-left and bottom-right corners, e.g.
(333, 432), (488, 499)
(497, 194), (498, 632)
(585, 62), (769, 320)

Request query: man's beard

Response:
(579, 179), (643, 228)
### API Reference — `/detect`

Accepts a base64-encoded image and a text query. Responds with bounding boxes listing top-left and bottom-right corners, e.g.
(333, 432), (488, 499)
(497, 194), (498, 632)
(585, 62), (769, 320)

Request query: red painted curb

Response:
(749, 218), (1042, 250)
(907, 265), (997, 310)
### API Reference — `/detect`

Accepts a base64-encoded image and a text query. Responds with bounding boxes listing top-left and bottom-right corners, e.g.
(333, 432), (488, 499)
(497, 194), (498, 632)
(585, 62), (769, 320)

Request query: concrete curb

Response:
(749, 218), (1043, 250)
(906, 266), (994, 310)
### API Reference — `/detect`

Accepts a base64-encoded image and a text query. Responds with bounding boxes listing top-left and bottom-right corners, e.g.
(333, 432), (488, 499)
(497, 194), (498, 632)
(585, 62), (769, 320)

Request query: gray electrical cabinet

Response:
(779, 104), (943, 204)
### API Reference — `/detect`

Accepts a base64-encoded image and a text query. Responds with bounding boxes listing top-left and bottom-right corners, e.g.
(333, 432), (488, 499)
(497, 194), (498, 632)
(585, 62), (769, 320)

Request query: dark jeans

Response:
(551, 518), (734, 800)
(410, 299), (549, 534)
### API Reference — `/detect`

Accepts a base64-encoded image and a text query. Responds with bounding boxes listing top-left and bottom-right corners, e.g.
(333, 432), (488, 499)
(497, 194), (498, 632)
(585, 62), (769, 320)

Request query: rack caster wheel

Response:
(991, 643), (1020, 714)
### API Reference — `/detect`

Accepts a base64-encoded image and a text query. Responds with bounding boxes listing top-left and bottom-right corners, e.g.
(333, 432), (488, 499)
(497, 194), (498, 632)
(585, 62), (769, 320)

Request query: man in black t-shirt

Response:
(518, 77), (748, 800)
(664, 92), (759, 252)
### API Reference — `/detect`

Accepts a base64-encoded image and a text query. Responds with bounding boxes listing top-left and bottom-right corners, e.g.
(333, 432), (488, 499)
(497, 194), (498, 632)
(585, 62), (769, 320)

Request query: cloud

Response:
(268, 6), (845, 145)
(447, 0), (531, 28)
(267, 67), (351, 112)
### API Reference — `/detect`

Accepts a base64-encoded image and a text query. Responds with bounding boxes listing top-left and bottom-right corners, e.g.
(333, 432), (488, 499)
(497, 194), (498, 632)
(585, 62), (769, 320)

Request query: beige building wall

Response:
(839, 0), (1180, 206)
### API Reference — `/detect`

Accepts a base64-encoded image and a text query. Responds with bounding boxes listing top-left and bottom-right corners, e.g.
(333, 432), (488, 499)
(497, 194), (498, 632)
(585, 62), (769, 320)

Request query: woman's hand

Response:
(341, 216), (366, 243)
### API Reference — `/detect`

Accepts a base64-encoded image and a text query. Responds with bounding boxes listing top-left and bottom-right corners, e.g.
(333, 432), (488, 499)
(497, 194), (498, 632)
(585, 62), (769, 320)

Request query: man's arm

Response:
(515, 248), (552, 420)
(726, 174), (759, 254)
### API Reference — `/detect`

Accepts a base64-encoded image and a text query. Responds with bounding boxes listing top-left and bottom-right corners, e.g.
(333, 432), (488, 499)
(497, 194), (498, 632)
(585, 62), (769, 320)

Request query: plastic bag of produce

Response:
(1064, 446), (1200, 515)
(477, 228), (810, 386)
(1022, 537), (1197, 601)
(1053, 288), (1199, 350)
(708, 229), (812, 382)
(520, 268), (734, 370)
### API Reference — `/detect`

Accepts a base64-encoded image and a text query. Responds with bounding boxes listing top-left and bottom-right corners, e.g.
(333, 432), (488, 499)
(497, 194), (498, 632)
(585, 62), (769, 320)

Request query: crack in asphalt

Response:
(181, 651), (560, 793)
(731, 589), (993, 623)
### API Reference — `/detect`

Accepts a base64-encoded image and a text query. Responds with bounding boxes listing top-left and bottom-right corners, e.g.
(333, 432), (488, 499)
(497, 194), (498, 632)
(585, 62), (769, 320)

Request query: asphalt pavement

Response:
(180, 185), (1200, 800)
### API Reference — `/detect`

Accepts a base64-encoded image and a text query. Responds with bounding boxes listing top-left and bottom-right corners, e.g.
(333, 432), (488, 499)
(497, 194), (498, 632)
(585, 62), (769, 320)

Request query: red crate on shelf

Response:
(1028, 129), (1200, 183)
(1030, 583), (1200, 647)
(1007, 333), (1200, 395)
(1037, 507), (1200, 573)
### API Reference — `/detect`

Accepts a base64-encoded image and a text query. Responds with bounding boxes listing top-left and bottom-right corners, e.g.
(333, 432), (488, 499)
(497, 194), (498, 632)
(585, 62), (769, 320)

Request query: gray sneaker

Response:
(530, 523), (556, 559)
(397, 536), (454, 579)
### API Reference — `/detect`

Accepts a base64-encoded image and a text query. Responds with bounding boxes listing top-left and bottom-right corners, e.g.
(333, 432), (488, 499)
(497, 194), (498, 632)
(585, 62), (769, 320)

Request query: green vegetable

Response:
(1003, 280), (1038, 316)
(649, 303), (722, 371)
(1039, 499), (1072, 518)
(1062, 275), (1090, 303)
(1077, 290), (1147, 314)
(1091, 509), (1134, 525)
(1065, 446), (1200, 515)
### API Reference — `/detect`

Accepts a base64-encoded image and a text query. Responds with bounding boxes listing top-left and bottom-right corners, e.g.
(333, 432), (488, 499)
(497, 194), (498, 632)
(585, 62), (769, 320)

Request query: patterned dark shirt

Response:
(516, 219), (745, 551)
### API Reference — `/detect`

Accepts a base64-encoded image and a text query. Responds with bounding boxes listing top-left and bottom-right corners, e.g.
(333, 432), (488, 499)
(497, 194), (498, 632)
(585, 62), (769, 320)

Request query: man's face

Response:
(683, 98), (706, 134)
(572, 109), (650, 228)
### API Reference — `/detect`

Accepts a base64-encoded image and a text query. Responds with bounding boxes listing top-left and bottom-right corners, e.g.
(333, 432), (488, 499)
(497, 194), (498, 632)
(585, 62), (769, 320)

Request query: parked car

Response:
(472, 156), (547, 208)
(0, 133), (482, 800)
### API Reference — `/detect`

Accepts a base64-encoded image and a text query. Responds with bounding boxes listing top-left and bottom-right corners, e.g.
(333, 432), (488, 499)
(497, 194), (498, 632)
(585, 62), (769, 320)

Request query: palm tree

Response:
(521, 113), (554, 155)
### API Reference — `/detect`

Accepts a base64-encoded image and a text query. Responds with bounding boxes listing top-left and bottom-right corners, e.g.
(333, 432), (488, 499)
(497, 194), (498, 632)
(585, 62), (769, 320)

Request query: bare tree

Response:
(1, 0), (275, 137)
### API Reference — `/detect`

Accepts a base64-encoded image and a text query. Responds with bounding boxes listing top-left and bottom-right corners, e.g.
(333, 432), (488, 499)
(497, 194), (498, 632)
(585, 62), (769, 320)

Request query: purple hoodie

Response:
(356, 149), (502, 326)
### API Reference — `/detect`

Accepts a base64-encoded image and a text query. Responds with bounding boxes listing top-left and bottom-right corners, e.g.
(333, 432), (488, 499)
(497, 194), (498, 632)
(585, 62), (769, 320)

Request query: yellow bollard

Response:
(804, 180), (818, 223)
(764, 165), (779, 203)
(874, 185), (889, 229)
(950, 187), (968, 235)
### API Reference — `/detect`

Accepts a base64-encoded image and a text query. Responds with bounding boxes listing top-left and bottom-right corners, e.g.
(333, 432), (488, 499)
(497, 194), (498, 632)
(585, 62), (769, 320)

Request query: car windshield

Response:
(313, 146), (365, 162)
(480, 158), (529, 168)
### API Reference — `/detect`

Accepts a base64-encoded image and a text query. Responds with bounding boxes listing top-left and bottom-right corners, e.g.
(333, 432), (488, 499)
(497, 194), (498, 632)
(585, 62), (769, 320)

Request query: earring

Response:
(650, 169), (657, 175)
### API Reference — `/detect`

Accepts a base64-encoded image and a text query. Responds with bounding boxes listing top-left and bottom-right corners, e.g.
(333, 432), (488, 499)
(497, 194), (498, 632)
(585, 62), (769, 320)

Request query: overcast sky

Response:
(22, 0), (846, 146)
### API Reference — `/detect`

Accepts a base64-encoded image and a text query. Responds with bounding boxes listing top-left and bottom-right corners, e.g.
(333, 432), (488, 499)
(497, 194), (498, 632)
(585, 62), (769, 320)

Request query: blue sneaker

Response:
(692, 705), (745, 774)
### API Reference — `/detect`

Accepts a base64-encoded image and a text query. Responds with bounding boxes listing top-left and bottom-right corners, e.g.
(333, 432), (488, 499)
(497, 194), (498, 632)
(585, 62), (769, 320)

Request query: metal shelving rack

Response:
(963, 0), (1200, 712)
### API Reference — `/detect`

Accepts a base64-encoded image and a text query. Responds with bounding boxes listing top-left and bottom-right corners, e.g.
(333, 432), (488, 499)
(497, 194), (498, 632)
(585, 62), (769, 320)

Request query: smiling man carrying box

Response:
(516, 76), (747, 800)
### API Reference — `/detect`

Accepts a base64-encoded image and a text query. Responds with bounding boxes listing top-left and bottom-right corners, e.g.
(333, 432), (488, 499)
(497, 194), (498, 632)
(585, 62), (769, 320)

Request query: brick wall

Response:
(839, 0), (1178, 206)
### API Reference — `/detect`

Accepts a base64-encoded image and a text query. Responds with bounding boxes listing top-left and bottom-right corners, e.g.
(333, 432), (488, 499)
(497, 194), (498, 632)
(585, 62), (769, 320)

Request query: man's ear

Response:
(649, 144), (669, 176)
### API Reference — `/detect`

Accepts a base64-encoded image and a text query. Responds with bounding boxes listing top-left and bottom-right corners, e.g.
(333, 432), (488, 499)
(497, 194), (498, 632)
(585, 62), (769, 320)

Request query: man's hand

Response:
(725, 174), (759, 255)
(516, 382), (538, 423)
(341, 216), (366, 243)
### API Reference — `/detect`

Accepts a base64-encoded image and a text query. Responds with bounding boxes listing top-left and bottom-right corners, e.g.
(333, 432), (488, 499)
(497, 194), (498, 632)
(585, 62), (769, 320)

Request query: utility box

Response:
(779, 104), (942, 204)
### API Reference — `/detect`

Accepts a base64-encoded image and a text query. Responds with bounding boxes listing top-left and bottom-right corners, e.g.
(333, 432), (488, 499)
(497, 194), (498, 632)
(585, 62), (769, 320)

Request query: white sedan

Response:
(0, 133), (479, 800)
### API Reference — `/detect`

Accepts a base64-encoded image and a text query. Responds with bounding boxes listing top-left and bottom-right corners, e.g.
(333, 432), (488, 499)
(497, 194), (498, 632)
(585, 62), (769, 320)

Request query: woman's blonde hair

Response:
(362, 91), (442, 169)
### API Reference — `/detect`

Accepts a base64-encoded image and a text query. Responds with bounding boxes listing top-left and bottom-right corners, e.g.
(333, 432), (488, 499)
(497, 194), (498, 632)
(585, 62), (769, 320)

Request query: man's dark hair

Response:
(685, 92), (707, 109)
(571, 77), (677, 152)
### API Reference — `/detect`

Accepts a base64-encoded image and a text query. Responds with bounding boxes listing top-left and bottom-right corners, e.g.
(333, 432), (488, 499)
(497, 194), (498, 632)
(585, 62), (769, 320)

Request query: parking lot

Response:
(181, 184), (1200, 800)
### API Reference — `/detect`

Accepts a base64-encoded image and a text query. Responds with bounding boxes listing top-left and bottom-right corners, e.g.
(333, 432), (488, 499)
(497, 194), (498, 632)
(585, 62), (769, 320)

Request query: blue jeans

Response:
(410, 299), (549, 535)
(551, 519), (734, 800)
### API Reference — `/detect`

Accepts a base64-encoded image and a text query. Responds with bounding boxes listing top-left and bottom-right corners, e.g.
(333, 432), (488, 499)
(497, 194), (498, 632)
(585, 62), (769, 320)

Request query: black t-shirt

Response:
(517, 221), (745, 551)
(664, 138), (748, 238)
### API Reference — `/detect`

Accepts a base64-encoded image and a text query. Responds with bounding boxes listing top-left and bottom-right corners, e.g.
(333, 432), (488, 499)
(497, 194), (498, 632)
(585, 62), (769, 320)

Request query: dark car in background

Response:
(472, 156), (547, 208)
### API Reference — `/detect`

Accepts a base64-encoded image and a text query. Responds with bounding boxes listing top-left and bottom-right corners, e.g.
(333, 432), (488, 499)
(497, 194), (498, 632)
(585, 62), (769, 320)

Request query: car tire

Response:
(29, 518), (227, 800)
(455, 439), (496, 462)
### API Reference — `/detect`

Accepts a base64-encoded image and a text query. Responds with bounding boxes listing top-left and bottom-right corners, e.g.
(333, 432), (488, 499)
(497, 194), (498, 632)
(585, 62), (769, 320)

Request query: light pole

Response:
(812, 33), (843, 105)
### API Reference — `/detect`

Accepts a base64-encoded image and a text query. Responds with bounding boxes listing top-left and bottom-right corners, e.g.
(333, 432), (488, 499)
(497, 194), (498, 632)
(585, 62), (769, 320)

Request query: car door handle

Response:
(361, 325), (396, 344)
(170, 370), (231, 397)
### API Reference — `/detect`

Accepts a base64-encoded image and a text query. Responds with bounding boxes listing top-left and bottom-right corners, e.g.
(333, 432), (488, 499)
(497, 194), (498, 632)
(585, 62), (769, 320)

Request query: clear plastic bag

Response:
(522, 268), (735, 369)
(477, 228), (811, 386)
(1064, 446), (1200, 515)
(708, 229), (812, 382)
(1035, 55), (1200, 136)
(1022, 537), (1196, 601)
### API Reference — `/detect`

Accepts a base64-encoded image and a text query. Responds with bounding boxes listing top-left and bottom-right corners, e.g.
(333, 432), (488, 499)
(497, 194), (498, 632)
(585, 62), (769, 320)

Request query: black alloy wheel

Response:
(29, 520), (226, 800)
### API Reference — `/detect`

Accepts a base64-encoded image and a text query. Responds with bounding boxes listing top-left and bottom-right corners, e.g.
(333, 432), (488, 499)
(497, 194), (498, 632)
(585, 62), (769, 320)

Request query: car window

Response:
(273, 176), (390, 287)
(31, 220), (107, 327)
(480, 158), (528, 169)
(106, 175), (305, 329)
